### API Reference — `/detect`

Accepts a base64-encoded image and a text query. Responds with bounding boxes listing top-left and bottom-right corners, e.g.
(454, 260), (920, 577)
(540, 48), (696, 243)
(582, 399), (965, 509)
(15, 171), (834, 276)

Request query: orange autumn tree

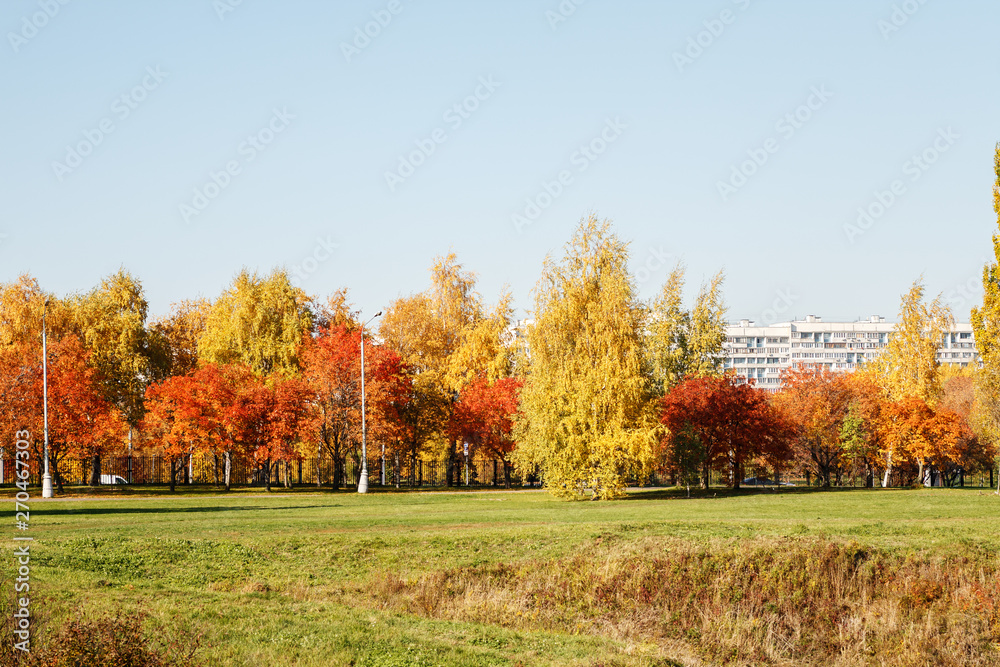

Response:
(449, 375), (523, 488)
(882, 397), (970, 486)
(775, 365), (853, 487)
(839, 371), (890, 487)
(143, 363), (253, 491)
(143, 374), (204, 491)
(0, 342), (37, 455)
(40, 337), (125, 489)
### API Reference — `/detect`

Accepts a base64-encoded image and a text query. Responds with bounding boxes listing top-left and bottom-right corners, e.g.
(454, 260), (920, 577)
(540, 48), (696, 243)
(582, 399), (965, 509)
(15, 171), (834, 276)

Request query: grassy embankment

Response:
(5, 486), (1000, 666)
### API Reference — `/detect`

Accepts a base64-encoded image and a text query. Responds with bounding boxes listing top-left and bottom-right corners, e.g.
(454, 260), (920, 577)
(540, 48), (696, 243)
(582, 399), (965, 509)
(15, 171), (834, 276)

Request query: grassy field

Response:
(6, 486), (1000, 666)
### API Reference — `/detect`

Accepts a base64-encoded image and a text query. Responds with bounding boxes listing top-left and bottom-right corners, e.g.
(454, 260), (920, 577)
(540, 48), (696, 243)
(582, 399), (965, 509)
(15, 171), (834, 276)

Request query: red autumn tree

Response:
(661, 374), (793, 489)
(449, 375), (523, 488)
(774, 365), (854, 487)
(301, 325), (409, 489)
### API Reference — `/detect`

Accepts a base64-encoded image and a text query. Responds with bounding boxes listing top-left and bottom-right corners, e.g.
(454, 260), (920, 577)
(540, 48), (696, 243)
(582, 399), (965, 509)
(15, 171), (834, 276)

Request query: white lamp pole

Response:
(41, 299), (53, 499)
(357, 311), (382, 494)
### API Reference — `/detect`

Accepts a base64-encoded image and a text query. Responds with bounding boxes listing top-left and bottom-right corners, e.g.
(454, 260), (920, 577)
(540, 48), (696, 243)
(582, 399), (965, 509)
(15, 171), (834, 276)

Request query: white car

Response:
(99, 474), (128, 485)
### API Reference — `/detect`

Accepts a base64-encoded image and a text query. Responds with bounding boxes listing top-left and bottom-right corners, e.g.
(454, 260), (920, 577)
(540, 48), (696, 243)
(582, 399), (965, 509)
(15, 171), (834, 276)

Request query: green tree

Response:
(646, 266), (690, 394)
(646, 266), (726, 394)
(687, 270), (727, 378)
(515, 214), (658, 500)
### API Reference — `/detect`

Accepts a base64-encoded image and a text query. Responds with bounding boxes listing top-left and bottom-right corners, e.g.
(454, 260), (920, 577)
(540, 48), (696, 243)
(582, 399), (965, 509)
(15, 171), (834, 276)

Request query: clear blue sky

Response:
(2, 0), (998, 324)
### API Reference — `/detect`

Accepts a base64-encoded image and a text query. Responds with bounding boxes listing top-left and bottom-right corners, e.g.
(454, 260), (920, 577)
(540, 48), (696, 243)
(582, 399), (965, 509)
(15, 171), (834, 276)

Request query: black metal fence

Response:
(0, 453), (541, 489)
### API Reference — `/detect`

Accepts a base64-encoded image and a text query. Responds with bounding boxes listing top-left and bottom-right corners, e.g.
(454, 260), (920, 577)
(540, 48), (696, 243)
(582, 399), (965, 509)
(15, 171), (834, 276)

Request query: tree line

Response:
(2, 145), (1000, 498)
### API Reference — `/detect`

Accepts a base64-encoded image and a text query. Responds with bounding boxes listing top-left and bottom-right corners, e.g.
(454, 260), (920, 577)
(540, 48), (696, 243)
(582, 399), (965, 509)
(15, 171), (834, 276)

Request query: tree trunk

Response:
(169, 456), (177, 492)
(317, 445), (323, 488)
(52, 456), (63, 493)
(265, 459), (272, 492)
(90, 455), (101, 486)
(805, 470), (811, 487)
(224, 451), (232, 491)
(446, 441), (456, 487)
(503, 460), (512, 489)
(701, 460), (710, 490)
(882, 452), (893, 488)
(213, 453), (220, 488)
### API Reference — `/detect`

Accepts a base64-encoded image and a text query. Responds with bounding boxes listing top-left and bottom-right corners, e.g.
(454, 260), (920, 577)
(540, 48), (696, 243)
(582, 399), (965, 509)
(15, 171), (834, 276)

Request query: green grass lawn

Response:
(10, 486), (1000, 666)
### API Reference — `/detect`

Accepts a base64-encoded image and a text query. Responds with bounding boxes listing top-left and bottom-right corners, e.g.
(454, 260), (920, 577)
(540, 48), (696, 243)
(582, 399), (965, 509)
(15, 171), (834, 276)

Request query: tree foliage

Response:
(516, 215), (657, 499)
(870, 279), (953, 404)
(200, 269), (312, 377)
(646, 266), (726, 394)
(661, 374), (792, 489)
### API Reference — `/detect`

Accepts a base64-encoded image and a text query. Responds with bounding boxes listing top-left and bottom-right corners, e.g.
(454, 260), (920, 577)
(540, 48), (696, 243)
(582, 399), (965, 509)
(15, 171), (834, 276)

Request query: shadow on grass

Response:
(624, 485), (921, 501)
(34, 504), (333, 516)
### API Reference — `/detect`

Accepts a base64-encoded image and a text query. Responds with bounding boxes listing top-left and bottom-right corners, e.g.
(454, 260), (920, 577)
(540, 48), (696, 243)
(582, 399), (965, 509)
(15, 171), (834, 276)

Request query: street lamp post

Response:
(357, 311), (382, 494)
(41, 299), (53, 499)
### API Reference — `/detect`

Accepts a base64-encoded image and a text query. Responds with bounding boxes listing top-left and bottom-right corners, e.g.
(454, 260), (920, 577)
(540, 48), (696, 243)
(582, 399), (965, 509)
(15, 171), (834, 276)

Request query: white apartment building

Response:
(724, 315), (978, 391)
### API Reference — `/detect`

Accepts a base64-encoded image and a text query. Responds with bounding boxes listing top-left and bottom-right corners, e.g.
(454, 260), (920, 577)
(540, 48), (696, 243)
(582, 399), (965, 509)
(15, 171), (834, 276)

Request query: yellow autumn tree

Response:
(150, 298), (210, 377)
(971, 142), (1000, 489)
(199, 269), (313, 377)
(379, 253), (512, 483)
(0, 274), (74, 351)
(870, 279), (953, 404)
(70, 269), (170, 443)
(515, 214), (658, 500)
(646, 266), (726, 394)
(866, 278), (953, 486)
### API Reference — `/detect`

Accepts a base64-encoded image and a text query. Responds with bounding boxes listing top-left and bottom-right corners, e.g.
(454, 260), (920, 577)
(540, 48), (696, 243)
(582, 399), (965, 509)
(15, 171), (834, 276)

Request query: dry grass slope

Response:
(365, 537), (1000, 666)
